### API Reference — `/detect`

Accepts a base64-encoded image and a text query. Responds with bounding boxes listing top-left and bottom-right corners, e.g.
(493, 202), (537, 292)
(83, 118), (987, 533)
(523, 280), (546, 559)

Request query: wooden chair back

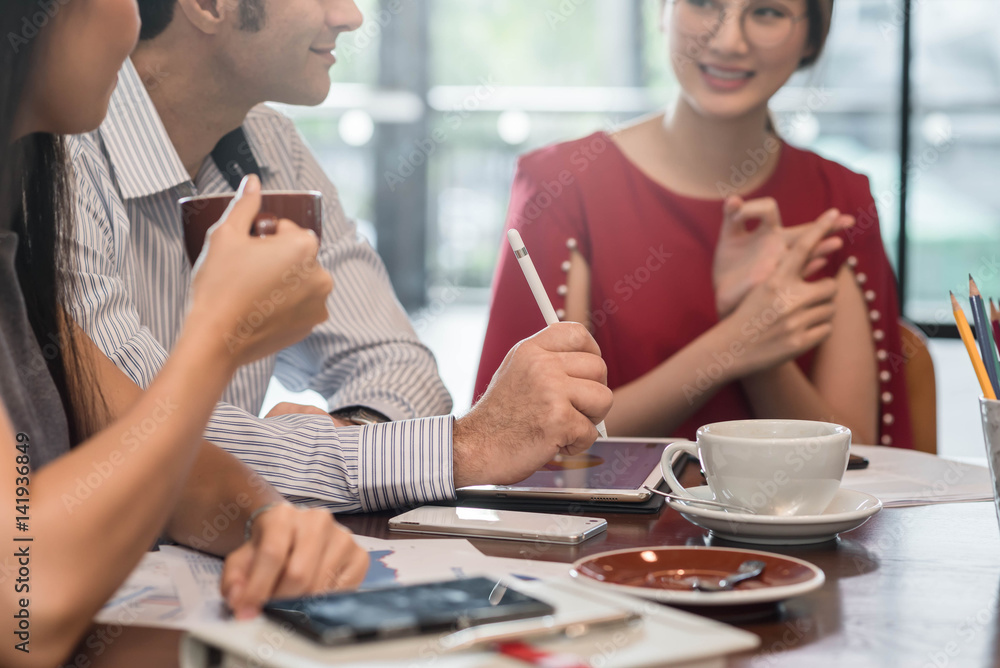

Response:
(899, 320), (937, 454)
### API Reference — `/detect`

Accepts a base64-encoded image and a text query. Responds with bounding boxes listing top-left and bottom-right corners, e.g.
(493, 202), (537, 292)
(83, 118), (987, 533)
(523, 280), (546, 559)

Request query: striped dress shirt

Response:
(65, 59), (456, 512)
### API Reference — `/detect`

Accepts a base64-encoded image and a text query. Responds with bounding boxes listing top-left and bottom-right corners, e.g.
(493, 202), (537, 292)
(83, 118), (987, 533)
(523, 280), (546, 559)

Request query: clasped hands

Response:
(712, 196), (855, 373)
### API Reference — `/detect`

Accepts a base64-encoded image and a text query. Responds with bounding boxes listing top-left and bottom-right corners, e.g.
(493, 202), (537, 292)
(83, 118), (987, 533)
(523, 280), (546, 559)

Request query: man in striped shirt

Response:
(66, 0), (612, 512)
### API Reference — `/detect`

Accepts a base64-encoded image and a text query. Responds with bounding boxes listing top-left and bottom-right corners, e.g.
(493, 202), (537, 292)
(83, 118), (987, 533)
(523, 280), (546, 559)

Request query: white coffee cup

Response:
(660, 419), (851, 516)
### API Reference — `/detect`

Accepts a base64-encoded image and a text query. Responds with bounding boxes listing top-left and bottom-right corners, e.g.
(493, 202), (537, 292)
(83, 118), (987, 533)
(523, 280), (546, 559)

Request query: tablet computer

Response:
(457, 438), (671, 503)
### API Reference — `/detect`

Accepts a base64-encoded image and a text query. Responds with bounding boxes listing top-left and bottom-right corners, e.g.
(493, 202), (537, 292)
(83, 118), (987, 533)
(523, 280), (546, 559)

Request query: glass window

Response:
(281, 0), (991, 325)
(277, 0), (382, 243)
(774, 0), (903, 271)
(425, 0), (657, 288)
(908, 0), (1000, 324)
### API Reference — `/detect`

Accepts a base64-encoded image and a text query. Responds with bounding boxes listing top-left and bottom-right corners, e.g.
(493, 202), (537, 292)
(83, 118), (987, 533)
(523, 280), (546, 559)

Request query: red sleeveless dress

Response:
(475, 132), (912, 448)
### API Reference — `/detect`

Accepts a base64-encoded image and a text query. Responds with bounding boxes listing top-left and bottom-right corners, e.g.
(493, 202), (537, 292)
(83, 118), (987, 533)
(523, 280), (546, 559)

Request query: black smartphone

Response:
(263, 577), (556, 646)
(847, 454), (869, 470)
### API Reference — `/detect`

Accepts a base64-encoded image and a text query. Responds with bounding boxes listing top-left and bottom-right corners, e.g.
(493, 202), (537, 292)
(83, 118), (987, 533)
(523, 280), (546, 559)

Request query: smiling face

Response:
(16, 0), (141, 137)
(214, 0), (363, 107)
(663, 0), (818, 123)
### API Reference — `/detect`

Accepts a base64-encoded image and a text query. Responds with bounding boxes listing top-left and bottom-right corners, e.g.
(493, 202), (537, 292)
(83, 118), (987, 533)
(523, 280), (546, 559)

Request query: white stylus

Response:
(507, 229), (608, 440)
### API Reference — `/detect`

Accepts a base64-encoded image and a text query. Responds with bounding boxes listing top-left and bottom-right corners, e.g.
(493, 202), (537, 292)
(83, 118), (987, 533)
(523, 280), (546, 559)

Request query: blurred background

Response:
(264, 0), (1000, 458)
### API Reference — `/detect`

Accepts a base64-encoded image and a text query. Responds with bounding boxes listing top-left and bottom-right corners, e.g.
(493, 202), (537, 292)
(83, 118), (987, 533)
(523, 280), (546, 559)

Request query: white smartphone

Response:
(388, 506), (608, 544)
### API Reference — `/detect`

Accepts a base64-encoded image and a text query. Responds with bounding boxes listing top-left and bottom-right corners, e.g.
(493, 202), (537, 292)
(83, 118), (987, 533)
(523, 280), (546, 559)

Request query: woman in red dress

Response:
(476, 0), (911, 448)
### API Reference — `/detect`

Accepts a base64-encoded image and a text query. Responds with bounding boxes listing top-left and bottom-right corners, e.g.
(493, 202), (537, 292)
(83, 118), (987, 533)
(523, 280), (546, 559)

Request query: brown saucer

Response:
(570, 546), (824, 607)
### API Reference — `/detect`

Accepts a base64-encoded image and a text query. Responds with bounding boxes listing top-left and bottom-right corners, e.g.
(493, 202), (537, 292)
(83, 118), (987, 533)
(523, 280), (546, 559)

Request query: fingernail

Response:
(241, 174), (260, 195)
(236, 606), (258, 620)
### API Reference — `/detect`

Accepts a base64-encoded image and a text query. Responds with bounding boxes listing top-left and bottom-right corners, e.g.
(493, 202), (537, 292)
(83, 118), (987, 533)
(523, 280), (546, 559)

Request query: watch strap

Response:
(330, 406), (391, 426)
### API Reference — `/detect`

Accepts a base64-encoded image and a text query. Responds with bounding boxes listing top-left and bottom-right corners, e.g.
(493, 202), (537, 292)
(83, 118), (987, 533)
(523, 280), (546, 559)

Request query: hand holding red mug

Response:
(187, 175), (333, 368)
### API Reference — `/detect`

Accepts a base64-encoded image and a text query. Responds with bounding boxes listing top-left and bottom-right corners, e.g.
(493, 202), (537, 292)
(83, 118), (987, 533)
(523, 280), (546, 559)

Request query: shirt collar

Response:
(99, 59), (191, 200)
(99, 59), (276, 200)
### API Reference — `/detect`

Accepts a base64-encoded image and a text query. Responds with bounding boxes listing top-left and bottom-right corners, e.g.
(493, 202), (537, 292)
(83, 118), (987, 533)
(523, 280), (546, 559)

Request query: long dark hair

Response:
(2, 2), (102, 443)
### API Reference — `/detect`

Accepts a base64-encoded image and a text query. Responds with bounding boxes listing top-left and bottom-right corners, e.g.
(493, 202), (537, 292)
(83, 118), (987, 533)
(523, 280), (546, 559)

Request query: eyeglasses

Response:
(672, 0), (808, 49)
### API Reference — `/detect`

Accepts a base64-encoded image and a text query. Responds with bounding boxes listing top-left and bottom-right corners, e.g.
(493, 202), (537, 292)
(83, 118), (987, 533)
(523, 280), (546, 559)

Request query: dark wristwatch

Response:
(330, 406), (391, 426)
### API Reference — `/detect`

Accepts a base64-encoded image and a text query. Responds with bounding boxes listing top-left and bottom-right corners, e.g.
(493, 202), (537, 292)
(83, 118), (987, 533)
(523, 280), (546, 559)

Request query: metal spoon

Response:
(643, 486), (757, 515)
(691, 560), (767, 592)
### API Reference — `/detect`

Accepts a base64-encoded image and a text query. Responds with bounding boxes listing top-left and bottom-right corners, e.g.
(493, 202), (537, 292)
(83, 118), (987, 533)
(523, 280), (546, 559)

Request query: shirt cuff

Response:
(355, 415), (456, 511)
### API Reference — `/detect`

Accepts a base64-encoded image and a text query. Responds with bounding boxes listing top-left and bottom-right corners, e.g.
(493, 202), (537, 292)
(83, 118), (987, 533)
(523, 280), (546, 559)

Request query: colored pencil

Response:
(969, 276), (1000, 397)
(951, 292), (996, 400)
(990, 298), (1000, 353)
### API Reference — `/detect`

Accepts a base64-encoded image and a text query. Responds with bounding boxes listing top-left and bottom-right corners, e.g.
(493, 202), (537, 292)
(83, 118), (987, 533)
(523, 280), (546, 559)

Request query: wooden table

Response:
(70, 472), (1000, 668)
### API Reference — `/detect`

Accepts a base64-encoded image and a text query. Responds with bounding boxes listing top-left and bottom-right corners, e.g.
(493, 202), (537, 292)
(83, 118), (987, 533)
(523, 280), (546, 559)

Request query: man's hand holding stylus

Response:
(452, 323), (613, 488)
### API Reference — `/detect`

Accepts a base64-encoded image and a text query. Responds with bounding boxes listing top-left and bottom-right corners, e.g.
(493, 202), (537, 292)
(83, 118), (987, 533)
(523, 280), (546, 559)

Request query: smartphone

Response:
(388, 506), (608, 544)
(848, 454), (870, 470)
(264, 577), (555, 646)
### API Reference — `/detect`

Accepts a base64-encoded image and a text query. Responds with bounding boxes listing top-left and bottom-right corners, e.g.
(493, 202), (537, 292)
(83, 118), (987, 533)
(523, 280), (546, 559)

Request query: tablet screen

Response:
(510, 441), (667, 490)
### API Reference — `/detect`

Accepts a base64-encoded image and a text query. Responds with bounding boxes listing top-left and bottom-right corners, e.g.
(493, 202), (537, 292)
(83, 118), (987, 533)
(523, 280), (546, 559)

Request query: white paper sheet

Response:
(95, 547), (228, 629)
(843, 444), (994, 507)
(160, 545), (227, 624)
(354, 535), (570, 587)
(95, 551), (189, 629)
(353, 536), (484, 588)
(97, 536), (572, 630)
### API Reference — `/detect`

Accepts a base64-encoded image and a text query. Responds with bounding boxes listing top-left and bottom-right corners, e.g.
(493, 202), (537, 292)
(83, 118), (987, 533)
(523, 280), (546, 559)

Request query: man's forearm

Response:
(165, 441), (284, 556)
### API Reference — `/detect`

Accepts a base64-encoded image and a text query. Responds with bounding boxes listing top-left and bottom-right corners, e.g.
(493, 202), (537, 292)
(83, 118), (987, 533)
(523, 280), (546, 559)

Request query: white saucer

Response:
(667, 487), (882, 545)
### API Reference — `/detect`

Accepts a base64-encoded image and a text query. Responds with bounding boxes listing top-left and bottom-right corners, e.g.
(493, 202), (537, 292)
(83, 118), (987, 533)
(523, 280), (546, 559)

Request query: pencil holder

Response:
(980, 398), (1000, 531)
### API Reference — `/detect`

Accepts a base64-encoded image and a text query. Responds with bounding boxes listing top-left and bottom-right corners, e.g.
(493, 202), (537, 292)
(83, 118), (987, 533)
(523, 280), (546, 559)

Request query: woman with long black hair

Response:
(1, 1), (367, 664)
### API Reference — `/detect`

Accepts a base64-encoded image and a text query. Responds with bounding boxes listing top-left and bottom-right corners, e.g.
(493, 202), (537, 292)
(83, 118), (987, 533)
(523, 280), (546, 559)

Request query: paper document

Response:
(95, 551), (190, 629)
(354, 536), (484, 588)
(97, 537), (571, 630)
(179, 577), (760, 668)
(160, 545), (227, 624)
(353, 535), (570, 588)
(843, 444), (994, 507)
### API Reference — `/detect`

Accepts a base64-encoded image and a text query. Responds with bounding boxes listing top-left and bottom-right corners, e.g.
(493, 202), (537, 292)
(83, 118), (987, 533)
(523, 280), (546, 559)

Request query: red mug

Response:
(178, 190), (323, 264)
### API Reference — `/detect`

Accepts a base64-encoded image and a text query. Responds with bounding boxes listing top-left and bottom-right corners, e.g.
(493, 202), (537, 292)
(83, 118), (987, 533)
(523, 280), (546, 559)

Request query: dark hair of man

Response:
(138, 0), (266, 41)
(1, 2), (106, 443)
